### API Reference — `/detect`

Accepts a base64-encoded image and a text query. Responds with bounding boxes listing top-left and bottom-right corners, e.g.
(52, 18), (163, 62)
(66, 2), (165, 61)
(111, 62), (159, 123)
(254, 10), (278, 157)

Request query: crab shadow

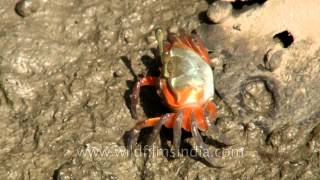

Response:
(121, 49), (164, 118)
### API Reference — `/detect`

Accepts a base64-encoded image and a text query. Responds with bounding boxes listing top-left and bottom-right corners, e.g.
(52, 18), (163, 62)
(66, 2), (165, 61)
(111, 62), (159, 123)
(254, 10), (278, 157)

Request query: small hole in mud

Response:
(232, 0), (267, 9)
(273, 31), (294, 48)
(191, 29), (198, 35)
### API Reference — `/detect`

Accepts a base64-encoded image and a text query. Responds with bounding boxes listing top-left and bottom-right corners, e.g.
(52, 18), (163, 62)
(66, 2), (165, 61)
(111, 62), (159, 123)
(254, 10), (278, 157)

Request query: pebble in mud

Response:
(113, 69), (124, 77)
(263, 38), (285, 71)
(264, 49), (284, 71)
(207, 1), (233, 23)
(240, 78), (275, 115)
(15, 0), (40, 17)
(168, 25), (179, 33)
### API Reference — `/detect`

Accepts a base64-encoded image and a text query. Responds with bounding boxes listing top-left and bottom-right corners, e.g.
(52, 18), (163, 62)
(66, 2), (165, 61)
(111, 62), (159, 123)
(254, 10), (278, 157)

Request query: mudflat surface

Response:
(0, 0), (319, 179)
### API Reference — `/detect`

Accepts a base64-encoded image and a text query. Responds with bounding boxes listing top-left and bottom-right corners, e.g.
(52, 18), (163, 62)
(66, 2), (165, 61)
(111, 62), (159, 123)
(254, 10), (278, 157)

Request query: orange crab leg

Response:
(130, 76), (158, 119)
(131, 114), (176, 133)
(180, 108), (192, 132)
(206, 101), (217, 121)
(176, 101), (216, 132)
(194, 107), (209, 131)
(134, 117), (161, 129)
(127, 113), (176, 153)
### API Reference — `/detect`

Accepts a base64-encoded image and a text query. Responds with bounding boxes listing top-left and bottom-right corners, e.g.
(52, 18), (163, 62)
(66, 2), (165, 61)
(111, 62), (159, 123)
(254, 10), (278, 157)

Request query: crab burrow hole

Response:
(273, 30), (294, 48)
(231, 0), (268, 10)
(240, 76), (279, 117)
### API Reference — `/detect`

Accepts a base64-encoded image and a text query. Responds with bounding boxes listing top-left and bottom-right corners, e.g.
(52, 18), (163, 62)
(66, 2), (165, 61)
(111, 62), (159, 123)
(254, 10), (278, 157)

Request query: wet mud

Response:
(0, 0), (319, 179)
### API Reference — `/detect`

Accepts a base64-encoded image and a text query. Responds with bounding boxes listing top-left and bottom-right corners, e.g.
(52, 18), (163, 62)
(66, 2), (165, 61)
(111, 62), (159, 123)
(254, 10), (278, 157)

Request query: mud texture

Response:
(0, 0), (319, 179)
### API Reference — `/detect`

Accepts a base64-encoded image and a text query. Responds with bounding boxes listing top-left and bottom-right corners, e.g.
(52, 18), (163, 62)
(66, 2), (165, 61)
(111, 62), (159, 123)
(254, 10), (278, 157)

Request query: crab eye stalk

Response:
(155, 28), (170, 78)
(155, 28), (164, 58)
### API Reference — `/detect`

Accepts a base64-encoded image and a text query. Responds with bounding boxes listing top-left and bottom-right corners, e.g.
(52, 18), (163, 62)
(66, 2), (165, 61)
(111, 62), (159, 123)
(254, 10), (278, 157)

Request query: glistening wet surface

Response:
(0, 0), (319, 179)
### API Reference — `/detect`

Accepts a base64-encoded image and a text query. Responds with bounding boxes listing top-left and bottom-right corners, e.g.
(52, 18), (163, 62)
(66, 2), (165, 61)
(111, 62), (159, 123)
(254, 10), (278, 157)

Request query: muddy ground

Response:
(0, 0), (319, 179)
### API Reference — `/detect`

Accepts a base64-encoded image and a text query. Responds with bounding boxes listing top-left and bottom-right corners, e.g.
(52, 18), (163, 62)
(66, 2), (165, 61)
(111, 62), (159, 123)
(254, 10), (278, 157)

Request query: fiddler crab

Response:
(128, 28), (230, 167)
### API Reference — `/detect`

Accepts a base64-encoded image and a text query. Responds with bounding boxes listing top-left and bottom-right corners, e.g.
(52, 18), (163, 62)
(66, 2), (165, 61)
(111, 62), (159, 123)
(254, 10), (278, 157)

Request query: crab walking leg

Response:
(148, 113), (175, 146)
(130, 76), (158, 119)
(204, 114), (231, 145)
(204, 101), (231, 145)
(172, 111), (183, 156)
(128, 117), (162, 155)
(191, 111), (217, 167)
